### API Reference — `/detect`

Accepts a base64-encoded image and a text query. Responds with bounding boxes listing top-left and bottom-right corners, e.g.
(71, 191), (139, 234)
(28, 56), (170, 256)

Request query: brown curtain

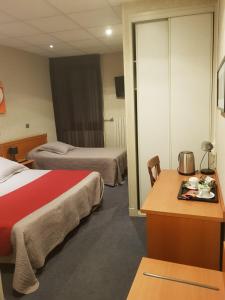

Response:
(49, 55), (104, 147)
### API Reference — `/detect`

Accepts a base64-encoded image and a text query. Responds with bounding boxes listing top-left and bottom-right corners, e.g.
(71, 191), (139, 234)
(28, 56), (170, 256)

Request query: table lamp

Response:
(8, 146), (18, 161)
(200, 141), (215, 175)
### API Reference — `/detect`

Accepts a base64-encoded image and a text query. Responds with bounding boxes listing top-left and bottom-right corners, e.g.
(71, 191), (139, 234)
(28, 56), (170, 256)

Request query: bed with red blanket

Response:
(0, 162), (103, 294)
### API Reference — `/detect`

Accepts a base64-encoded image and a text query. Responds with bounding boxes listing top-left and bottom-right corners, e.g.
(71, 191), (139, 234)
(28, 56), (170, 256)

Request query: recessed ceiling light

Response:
(49, 44), (54, 49)
(105, 28), (113, 36)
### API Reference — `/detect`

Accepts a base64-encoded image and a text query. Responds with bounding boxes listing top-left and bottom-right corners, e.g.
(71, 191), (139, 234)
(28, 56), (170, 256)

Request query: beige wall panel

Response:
(101, 52), (126, 147)
(0, 46), (56, 143)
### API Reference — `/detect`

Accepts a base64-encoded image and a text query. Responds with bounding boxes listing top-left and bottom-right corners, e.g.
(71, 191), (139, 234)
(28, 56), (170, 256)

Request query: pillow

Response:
(37, 141), (75, 155)
(0, 157), (28, 183)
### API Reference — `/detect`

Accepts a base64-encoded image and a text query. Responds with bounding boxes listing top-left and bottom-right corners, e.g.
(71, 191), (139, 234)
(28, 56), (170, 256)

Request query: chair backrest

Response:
(147, 155), (161, 187)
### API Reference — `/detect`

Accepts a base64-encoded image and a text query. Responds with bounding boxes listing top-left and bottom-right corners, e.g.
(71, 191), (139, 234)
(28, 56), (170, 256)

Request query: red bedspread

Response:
(0, 170), (91, 256)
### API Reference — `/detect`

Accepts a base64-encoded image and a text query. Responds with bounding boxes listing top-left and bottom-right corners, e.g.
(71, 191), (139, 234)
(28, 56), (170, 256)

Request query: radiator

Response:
(104, 116), (126, 148)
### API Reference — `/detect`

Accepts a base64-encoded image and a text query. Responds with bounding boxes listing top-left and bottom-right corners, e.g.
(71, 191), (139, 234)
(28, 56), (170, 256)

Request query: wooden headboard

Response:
(0, 134), (47, 160)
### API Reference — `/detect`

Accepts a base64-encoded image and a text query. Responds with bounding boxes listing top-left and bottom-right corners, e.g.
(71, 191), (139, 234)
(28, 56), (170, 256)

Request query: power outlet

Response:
(25, 123), (29, 128)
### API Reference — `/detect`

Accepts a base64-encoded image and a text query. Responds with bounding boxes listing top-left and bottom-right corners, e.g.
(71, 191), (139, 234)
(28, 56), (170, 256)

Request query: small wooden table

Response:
(127, 257), (225, 300)
(141, 170), (224, 270)
(18, 159), (34, 169)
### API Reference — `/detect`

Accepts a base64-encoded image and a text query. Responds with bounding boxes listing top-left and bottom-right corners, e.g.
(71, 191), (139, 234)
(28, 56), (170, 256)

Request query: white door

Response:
(170, 13), (213, 170)
(135, 13), (213, 206)
(136, 20), (170, 205)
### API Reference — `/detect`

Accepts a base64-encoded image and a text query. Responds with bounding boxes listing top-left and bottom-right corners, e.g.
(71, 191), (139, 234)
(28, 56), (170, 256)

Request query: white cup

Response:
(188, 177), (199, 189)
(198, 186), (211, 198)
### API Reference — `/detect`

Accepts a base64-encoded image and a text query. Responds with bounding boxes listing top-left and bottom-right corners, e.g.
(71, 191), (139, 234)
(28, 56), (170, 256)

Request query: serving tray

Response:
(177, 181), (218, 203)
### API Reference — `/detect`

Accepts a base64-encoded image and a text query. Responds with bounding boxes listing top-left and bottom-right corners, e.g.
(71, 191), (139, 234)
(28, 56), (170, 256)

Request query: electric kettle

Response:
(178, 151), (195, 175)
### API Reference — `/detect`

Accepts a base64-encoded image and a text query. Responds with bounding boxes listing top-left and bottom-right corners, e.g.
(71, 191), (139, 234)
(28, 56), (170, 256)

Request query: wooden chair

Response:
(147, 155), (161, 187)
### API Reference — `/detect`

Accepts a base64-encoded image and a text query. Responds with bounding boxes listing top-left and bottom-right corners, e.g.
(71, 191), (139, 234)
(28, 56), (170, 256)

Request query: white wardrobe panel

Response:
(170, 13), (212, 170)
(136, 20), (170, 205)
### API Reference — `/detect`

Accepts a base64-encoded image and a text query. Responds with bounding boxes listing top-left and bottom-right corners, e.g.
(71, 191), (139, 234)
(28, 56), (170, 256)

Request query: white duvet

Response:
(0, 169), (50, 196)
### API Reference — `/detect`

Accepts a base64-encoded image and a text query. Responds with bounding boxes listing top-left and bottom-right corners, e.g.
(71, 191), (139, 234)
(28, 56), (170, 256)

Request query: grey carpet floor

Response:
(1, 181), (146, 300)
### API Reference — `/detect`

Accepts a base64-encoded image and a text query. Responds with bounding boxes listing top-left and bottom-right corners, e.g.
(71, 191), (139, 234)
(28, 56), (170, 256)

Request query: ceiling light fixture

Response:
(105, 28), (113, 36)
(49, 44), (54, 49)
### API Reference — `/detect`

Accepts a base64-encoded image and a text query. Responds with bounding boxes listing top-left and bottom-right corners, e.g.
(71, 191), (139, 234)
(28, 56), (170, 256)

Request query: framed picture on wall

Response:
(0, 81), (6, 114)
(217, 57), (225, 112)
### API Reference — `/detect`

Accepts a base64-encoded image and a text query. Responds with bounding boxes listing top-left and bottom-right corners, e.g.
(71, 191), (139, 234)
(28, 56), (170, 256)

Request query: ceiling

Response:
(0, 0), (136, 57)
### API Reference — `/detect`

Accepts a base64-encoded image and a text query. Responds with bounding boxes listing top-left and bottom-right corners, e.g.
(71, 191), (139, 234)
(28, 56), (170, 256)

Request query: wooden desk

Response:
(127, 257), (225, 300)
(141, 170), (224, 270)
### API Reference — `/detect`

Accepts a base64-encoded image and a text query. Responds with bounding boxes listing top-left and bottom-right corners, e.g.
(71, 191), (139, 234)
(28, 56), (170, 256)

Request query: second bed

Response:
(28, 141), (127, 186)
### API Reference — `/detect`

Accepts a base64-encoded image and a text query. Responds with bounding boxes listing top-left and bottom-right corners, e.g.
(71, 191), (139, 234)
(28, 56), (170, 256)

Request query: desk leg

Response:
(146, 214), (221, 270)
(0, 273), (4, 300)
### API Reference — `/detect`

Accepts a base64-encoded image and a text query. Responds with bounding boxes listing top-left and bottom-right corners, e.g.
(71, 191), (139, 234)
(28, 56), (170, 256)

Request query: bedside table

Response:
(18, 159), (34, 169)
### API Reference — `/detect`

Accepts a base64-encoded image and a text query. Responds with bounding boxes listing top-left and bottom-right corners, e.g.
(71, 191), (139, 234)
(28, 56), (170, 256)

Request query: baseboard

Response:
(137, 211), (146, 217)
(129, 207), (138, 216)
(129, 207), (146, 217)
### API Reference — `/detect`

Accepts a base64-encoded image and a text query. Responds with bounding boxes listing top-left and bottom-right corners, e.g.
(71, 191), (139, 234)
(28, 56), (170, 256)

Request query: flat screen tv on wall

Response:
(114, 76), (125, 99)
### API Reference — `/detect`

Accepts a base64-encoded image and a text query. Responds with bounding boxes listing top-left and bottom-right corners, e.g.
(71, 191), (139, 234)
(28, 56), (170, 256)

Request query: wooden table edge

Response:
(140, 209), (224, 222)
(141, 170), (225, 222)
(127, 257), (225, 300)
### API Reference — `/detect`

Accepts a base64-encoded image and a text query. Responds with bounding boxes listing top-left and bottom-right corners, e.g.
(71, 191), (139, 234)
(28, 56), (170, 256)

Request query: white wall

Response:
(0, 46), (56, 143)
(216, 0), (225, 202)
(101, 52), (126, 147)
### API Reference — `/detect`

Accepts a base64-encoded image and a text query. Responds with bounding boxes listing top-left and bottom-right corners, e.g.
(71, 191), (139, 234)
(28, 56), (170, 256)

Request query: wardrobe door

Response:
(170, 13), (213, 170)
(136, 20), (170, 205)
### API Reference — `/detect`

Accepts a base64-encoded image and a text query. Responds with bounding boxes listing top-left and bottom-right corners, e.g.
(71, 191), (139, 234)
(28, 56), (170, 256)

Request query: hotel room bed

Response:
(0, 160), (103, 294)
(28, 144), (127, 186)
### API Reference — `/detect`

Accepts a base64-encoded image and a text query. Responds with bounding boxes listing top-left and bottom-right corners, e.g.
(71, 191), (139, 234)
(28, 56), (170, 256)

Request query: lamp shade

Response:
(201, 141), (213, 152)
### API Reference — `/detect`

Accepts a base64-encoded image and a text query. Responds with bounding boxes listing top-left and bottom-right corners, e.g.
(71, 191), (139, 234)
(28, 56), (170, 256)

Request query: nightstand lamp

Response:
(200, 141), (215, 175)
(8, 146), (18, 161)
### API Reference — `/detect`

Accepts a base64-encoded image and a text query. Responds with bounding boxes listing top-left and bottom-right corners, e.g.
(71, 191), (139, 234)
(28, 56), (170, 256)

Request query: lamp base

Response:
(10, 154), (17, 161)
(200, 168), (215, 175)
